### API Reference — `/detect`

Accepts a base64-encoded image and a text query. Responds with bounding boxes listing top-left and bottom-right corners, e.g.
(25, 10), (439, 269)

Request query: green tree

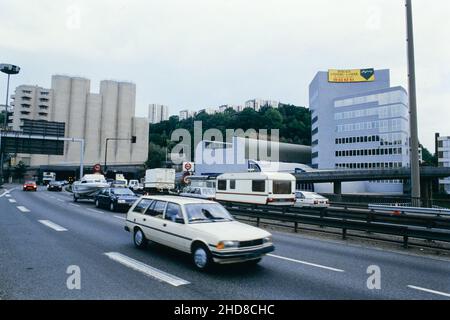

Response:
(145, 143), (167, 169)
(420, 145), (437, 167)
(13, 161), (28, 180)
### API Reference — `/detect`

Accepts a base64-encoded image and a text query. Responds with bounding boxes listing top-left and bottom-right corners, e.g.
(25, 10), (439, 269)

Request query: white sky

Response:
(1, 0), (449, 150)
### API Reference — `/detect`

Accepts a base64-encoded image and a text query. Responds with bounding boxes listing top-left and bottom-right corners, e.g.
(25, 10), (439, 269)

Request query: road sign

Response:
(183, 162), (194, 172)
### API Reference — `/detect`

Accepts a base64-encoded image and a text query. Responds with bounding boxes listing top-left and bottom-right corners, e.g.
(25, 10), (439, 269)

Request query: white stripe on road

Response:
(17, 206), (30, 213)
(268, 254), (345, 273)
(114, 215), (126, 220)
(69, 203), (80, 208)
(5, 194), (11, 198)
(38, 220), (68, 232)
(87, 208), (104, 214)
(57, 199), (65, 202)
(104, 252), (190, 287)
(8, 199), (17, 203)
(408, 285), (450, 298)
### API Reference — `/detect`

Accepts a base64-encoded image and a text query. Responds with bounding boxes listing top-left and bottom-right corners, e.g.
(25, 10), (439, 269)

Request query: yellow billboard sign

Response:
(328, 69), (375, 83)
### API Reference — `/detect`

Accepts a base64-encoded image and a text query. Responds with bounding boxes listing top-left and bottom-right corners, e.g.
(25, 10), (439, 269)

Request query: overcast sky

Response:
(1, 0), (449, 150)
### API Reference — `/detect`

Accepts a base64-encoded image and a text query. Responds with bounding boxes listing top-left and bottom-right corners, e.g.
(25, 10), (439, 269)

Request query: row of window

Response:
(369, 180), (403, 184)
(336, 119), (407, 133)
(336, 133), (406, 146)
(334, 91), (407, 108)
(334, 104), (407, 121)
(335, 148), (403, 157)
(438, 140), (450, 148)
(336, 162), (404, 169)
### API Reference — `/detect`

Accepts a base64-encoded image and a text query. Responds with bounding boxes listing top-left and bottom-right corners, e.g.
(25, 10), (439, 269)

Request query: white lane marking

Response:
(5, 194), (11, 198)
(17, 206), (30, 213)
(408, 285), (450, 298)
(38, 220), (68, 232)
(8, 199), (17, 203)
(267, 254), (345, 273)
(114, 215), (126, 220)
(69, 203), (80, 208)
(104, 252), (190, 287)
(87, 208), (104, 214)
(57, 199), (65, 202)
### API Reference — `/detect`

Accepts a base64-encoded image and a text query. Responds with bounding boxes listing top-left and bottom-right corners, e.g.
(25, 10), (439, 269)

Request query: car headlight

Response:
(216, 240), (239, 250)
(263, 236), (273, 244)
(118, 199), (126, 204)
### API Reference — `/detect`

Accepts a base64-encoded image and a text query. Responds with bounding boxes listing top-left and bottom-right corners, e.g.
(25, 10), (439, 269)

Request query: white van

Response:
(215, 172), (296, 206)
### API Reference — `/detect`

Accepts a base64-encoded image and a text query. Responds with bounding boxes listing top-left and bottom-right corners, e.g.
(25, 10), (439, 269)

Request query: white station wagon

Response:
(124, 195), (275, 270)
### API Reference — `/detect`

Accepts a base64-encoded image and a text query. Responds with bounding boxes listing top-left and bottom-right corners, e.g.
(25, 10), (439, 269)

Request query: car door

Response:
(101, 189), (111, 207)
(161, 202), (190, 252)
(143, 200), (168, 244)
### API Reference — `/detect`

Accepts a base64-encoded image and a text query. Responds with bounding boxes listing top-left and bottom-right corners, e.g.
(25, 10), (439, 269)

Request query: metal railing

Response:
(219, 201), (450, 250)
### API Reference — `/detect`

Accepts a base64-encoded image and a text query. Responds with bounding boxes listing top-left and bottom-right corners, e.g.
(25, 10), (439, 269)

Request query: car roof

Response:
(141, 195), (217, 205)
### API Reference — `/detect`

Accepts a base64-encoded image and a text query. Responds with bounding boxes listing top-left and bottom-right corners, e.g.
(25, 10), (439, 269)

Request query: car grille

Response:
(239, 239), (263, 248)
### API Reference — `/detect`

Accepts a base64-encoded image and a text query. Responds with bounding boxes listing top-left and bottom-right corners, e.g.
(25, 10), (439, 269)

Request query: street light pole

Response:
(104, 136), (137, 174)
(0, 63), (20, 186)
(406, 0), (421, 207)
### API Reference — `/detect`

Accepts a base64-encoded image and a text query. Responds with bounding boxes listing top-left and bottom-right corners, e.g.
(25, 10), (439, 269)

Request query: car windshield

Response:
(114, 180), (126, 184)
(25, 181), (35, 184)
(303, 192), (325, 199)
(185, 203), (234, 223)
(111, 188), (135, 195)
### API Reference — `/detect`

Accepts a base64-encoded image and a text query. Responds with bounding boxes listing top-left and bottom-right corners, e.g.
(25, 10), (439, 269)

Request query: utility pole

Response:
(406, 0), (421, 207)
(104, 136), (137, 173)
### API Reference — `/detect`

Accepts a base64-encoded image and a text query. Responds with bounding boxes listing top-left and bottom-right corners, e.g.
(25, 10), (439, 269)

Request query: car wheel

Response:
(95, 199), (100, 208)
(133, 228), (147, 249)
(110, 202), (116, 212)
(192, 244), (213, 271)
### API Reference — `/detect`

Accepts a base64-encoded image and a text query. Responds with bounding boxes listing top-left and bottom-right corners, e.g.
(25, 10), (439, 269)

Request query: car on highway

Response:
(294, 191), (330, 208)
(94, 187), (139, 212)
(179, 186), (216, 200)
(124, 196), (275, 271)
(110, 180), (128, 188)
(23, 180), (37, 192)
(47, 181), (63, 192)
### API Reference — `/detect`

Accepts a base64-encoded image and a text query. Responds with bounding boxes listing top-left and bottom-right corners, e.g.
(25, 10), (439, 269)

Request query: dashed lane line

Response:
(16, 206), (30, 213)
(104, 252), (190, 287)
(408, 285), (450, 298)
(38, 220), (68, 232)
(8, 199), (17, 203)
(267, 254), (345, 273)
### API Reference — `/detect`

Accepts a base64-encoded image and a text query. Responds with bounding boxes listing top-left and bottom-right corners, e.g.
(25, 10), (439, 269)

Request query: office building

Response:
(148, 104), (169, 124)
(437, 135), (450, 194)
(309, 69), (410, 193)
(179, 109), (194, 120)
(11, 75), (148, 168)
(10, 85), (54, 130)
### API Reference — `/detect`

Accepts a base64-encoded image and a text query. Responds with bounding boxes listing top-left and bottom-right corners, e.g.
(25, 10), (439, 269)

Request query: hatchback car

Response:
(124, 196), (274, 270)
(294, 191), (330, 208)
(47, 181), (63, 192)
(95, 187), (139, 212)
(23, 181), (37, 191)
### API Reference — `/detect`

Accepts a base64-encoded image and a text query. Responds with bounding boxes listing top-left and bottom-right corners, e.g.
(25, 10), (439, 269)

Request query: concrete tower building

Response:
(11, 75), (149, 170)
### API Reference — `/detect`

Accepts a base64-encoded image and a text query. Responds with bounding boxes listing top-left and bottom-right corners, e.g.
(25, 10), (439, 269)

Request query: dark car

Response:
(47, 181), (63, 192)
(94, 187), (139, 212)
(23, 181), (37, 191)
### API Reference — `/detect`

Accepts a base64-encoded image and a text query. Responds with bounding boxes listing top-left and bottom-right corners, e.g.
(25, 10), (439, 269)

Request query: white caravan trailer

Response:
(215, 172), (296, 206)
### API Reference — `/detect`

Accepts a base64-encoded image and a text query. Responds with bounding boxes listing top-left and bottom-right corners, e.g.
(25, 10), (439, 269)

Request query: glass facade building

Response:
(309, 70), (410, 194)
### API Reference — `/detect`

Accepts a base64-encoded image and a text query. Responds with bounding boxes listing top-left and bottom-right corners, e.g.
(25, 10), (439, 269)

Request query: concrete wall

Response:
(116, 82), (136, 164)
(131, 117), (149, 165)
(99, 80), (119, 165)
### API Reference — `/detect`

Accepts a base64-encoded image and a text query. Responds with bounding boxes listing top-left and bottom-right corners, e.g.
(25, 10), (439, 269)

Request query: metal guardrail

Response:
(368, 204), (450, 216)
(219, 201), (450, 249)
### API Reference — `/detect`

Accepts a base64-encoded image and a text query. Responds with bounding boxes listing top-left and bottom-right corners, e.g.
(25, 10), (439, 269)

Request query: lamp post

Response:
(405, 0), (421, 207)
(0, 63), (20, 185)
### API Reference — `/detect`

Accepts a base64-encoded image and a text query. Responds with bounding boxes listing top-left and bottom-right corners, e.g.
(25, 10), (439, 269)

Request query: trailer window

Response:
(273, 180), (292, 194)
(218, 180), (227, 190)
(229, 180), (236, 190)
(252, 180), (266, 192)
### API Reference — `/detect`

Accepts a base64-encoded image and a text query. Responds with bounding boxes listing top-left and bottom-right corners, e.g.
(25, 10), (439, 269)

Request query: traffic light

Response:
(131, 136), (136, 143)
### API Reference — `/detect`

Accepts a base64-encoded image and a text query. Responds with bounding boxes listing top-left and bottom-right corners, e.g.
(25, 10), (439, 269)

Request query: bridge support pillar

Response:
(333, 181), (342, 202)
(420, 179), (433, 208)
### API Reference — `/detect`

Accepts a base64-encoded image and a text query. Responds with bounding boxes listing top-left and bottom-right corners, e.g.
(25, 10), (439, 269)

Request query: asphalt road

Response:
(0, 184), (449, 300)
